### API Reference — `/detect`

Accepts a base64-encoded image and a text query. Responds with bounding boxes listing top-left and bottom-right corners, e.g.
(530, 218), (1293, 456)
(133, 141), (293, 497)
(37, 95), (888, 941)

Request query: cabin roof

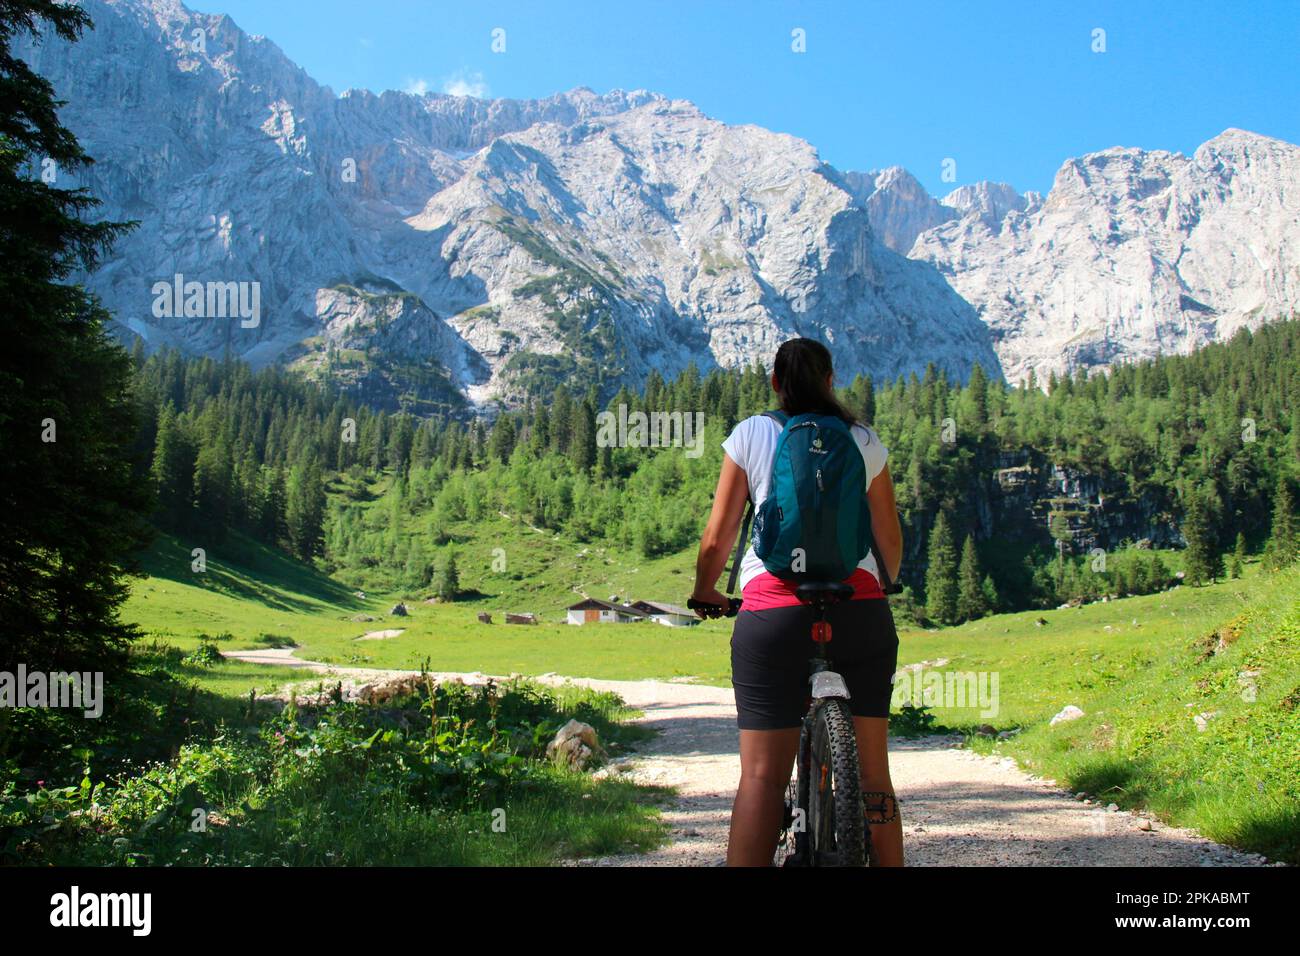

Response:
(565, 598), (651, 616)
(629, 600), (694, 617)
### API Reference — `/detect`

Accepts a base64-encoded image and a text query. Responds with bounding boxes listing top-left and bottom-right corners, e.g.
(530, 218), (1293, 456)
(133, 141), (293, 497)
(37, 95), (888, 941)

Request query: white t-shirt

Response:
(721, 413), (889, 591)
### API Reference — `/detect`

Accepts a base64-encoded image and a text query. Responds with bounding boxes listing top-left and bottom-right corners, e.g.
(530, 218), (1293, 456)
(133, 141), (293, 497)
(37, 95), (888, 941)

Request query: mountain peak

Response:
(941, 181), (1027, 228)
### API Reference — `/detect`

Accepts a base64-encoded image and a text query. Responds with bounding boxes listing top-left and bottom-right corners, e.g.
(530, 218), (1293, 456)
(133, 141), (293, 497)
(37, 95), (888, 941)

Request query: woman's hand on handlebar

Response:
(688, 587), (741, 619)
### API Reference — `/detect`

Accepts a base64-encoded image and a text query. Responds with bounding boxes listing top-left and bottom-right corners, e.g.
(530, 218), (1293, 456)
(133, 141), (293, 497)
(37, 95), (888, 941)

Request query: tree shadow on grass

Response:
(138, 531), (364, 614)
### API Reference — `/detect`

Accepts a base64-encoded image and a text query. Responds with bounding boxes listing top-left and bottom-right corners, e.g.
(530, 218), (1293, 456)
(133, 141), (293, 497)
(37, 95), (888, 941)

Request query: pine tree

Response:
(435, 550), (459, 601)
(193, 435), (234, 539)
(957, 536), (988, 621)
(488, 414), (516, 465)
(550, 387), (573, 455)
(286, 462), (326, 561)
(967, 363), (989, 430)
(1182, 489), (1222, 585)
(572, 398), (597, 473)
(981, 574), (1000, 613)
(151, 404), (195, 531)
(1266, 478), (1297, 569)
(1229, 531), (1247, 579)
(0, 0), (151, 673)
(859, 374), (876, 425)
(925, 513), (959, 625)
(260, 465), (288, 544)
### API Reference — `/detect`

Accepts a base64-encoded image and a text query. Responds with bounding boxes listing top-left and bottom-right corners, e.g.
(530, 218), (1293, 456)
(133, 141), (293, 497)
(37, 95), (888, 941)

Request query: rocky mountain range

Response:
(20, 0), (1300, 409)
(860, 132), (1299, 386)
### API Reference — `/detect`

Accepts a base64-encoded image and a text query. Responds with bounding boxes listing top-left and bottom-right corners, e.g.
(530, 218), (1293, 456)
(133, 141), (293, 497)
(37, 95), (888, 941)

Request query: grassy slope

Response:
(985, 563), (1300, 863)
(124, 524), (740, 689)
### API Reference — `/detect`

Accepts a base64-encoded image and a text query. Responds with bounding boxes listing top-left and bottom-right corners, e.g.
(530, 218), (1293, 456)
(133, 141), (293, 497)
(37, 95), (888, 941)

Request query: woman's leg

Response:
(727, 727), (801, 866)
(853, 716), (904, 866)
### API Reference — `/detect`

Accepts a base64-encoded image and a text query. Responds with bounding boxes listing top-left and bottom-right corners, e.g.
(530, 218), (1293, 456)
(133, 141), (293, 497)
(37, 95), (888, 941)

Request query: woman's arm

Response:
(867, 464), (903, 585)
(690, 452), (750, 614)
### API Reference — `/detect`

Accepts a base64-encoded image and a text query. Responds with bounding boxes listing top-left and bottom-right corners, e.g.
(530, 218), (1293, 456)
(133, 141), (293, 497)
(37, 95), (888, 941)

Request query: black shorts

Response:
(730, 598), (899, 730)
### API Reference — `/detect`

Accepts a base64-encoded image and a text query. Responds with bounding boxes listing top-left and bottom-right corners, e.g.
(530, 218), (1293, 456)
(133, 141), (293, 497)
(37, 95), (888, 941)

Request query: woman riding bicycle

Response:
(690, 337), (905, 867)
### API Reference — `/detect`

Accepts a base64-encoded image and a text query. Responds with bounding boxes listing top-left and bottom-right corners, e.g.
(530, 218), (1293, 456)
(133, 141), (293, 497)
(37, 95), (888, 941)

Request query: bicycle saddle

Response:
(795, 581), (855, 606)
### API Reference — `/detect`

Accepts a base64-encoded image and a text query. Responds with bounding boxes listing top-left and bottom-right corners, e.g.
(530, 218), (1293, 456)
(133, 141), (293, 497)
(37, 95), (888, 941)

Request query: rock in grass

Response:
(547, 719), (606, 770)
(1050, 705), (1085, 725)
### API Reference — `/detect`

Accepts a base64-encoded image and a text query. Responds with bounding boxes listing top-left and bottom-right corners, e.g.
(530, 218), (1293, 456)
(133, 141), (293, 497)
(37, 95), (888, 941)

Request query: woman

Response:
(690, 338), (905, 867)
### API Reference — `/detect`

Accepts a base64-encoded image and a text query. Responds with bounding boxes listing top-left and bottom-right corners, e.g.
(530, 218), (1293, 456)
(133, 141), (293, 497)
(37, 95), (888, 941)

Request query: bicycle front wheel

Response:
(807, 698), (867, 866)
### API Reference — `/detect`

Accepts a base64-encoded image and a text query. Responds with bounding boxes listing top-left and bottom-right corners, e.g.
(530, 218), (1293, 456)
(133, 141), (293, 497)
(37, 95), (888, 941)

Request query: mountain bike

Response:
(771, 581), (898, 867)
(689, 586), (897, 866)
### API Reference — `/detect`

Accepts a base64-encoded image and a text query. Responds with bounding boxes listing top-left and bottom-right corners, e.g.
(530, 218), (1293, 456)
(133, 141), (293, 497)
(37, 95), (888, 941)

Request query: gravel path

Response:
(224, 649), (1274, 867)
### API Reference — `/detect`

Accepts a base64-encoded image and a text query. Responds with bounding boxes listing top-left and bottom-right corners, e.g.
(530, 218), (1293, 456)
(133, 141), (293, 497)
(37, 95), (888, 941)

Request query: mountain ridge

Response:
(23, 0), (1299, 407)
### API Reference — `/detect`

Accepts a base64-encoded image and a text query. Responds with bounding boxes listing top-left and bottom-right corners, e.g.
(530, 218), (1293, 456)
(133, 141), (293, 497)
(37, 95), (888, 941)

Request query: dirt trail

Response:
(224, 649), (1274, 867)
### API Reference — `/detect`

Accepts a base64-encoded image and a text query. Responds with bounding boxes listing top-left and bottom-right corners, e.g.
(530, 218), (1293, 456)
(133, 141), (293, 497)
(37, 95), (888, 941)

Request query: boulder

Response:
(357, 674), (428, 706)
(1050, 704), (1085, 725)
(546, 719), (606, 770)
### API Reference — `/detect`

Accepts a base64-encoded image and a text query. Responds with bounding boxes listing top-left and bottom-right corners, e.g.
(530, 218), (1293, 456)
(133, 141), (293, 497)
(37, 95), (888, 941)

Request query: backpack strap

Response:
(869, 538), (896, 594)
(726, 411), (786, 595)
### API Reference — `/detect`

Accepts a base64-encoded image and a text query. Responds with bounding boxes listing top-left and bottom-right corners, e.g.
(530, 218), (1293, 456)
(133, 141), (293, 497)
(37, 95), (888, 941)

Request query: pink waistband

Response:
(741, 568), (885, 610)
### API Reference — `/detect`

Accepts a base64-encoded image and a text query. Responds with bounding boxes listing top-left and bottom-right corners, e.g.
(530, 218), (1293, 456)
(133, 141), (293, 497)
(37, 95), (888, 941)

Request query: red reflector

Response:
(812, 621), (832, 643)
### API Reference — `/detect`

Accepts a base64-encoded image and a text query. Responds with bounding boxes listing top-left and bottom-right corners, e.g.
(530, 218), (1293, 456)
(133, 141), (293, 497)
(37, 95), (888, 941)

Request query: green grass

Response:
(207, 770), (671, 866)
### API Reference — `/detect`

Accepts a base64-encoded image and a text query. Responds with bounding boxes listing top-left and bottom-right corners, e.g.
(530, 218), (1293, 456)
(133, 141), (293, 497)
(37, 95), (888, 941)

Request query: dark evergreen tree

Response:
(957, 535), (988, 621)
(1182, 489), (1223, 585)
(151, 404), (195, 531)
(925, 513), (959, 625)
(1266, 478), (1297, 569)
(488, 413), (516, 465)
(286, 462), (326, 561)
(435, 550), (459, 601)
(0, 0), (151, 673)
(1229, 531), (1248, 579)
(572, 398), (597, 473)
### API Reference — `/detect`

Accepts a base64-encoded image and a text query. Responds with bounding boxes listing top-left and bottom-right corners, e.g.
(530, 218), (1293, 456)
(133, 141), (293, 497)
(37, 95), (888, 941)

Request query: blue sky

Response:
(201, 0), (1299, 197)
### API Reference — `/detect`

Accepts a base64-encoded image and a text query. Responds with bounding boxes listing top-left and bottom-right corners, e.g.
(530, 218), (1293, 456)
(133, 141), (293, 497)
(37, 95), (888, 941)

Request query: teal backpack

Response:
(727, 411), (882, 591)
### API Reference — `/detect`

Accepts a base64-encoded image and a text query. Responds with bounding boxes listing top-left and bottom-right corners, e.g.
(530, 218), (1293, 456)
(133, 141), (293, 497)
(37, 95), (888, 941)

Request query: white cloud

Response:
(402, 77), (432, 96)
(442, 70), (489, 99)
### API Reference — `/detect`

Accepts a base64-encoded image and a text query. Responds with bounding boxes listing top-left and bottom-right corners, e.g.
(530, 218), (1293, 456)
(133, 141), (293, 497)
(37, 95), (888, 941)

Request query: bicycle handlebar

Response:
(687, 596), (743, 618)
